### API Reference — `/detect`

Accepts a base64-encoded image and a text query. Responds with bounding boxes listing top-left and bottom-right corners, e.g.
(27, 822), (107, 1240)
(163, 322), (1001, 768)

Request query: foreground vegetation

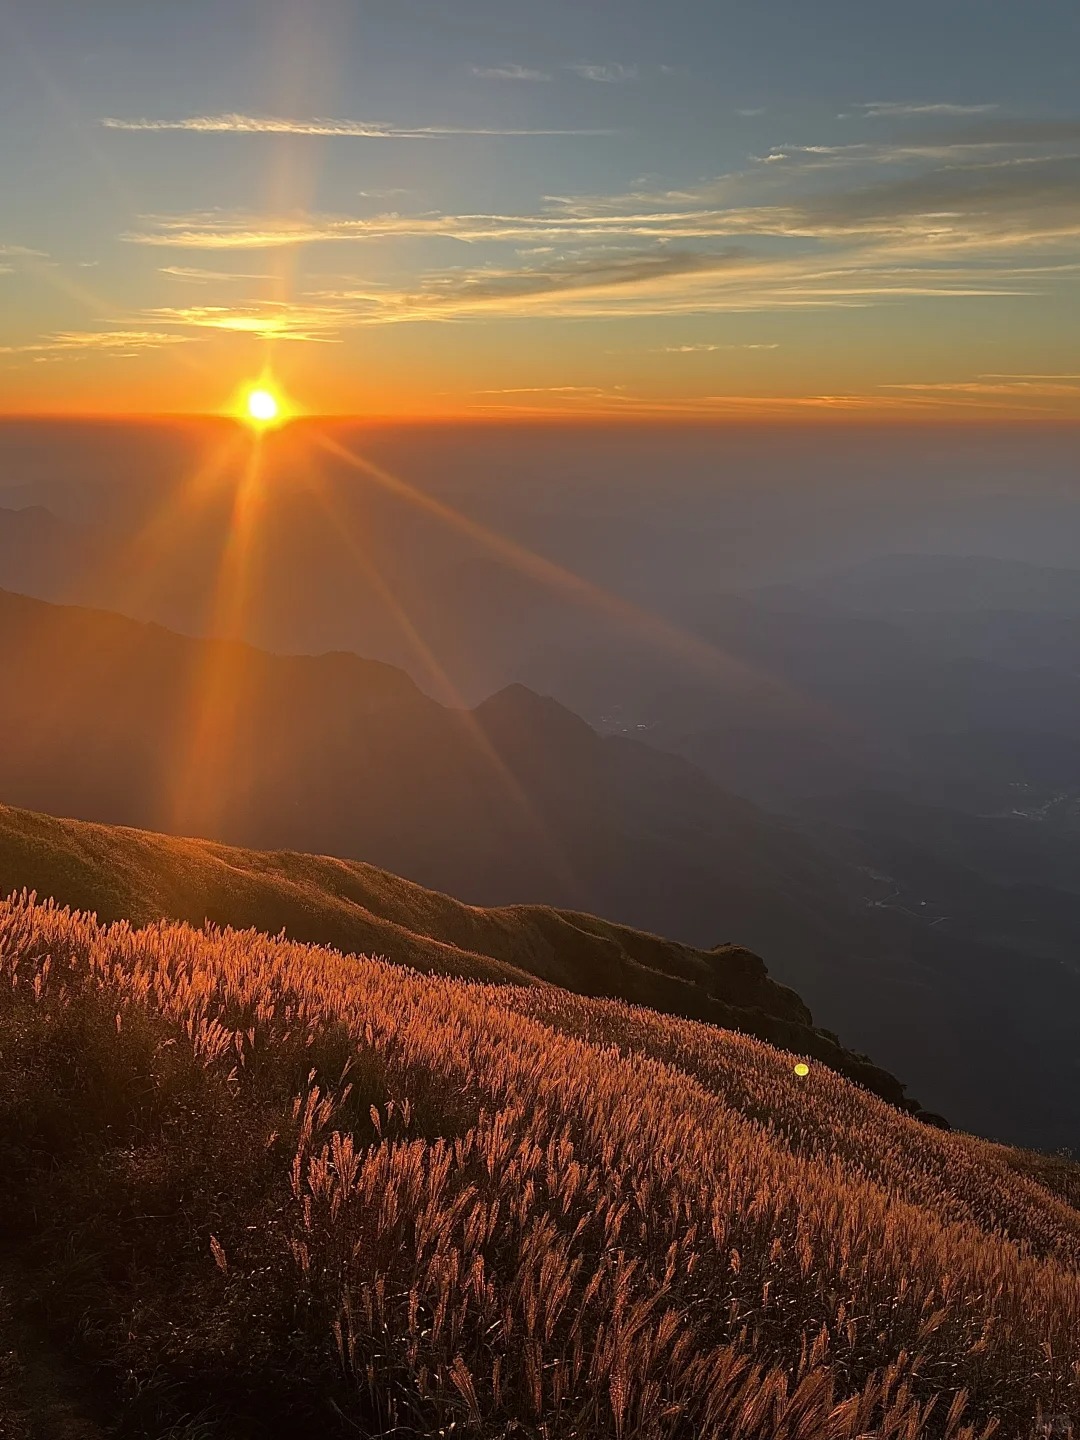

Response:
(0, 893), (1077, 1438)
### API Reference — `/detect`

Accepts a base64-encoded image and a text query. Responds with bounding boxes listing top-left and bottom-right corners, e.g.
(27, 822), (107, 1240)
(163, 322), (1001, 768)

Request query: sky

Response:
(2, 0), (1079, 419)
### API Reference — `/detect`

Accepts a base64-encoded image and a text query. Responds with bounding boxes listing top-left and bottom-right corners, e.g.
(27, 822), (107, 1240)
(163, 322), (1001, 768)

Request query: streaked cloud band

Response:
(101, 112), (613, 138)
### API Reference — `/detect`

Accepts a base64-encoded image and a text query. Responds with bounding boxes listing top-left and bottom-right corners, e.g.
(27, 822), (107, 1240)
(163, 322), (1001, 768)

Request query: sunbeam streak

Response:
(168, 436), (267, 837)
(316, 433), (836, 728)
(3, 426), (251, 810)
(76, 427), (249, 622)
(295, 453), (584, 899)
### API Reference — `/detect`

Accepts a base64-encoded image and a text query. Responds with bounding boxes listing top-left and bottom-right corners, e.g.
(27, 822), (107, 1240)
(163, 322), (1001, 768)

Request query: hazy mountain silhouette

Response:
(1, 585), (1078, 1148)
(3, 502), (1079, 749)
(0, 587), (864, 953)
(0, 504), (88, 599)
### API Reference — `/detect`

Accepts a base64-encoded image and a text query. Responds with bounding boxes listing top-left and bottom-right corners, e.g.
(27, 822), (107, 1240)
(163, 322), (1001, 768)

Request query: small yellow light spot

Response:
(794, 1062), (810, 1077)
(246, 388), (279, 424)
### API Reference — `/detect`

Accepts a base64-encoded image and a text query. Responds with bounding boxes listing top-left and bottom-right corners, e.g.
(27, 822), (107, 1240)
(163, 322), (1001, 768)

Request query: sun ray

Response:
(316, 432), (838, 728)
(73, 426), (249, 621)
(294, 451), (583, 898)
(167, 434), (268, 837)
(5, 424), (252, 815)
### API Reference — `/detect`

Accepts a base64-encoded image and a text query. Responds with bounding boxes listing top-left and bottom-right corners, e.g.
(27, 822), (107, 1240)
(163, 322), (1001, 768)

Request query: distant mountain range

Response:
(1, 584), (1078, 1149)
(0, 586), (872, 970)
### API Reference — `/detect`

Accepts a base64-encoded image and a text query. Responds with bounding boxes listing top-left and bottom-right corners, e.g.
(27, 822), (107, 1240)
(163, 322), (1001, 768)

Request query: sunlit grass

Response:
(1, 891), (1076, 1436)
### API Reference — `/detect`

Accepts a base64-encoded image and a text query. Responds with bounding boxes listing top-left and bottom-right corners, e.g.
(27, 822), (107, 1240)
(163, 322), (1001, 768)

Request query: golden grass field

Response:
(0, 891), (1077, 1438)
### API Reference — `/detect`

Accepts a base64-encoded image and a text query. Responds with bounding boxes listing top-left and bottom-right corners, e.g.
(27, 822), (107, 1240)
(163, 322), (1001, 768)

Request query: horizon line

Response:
(2, 408), (1079, 429)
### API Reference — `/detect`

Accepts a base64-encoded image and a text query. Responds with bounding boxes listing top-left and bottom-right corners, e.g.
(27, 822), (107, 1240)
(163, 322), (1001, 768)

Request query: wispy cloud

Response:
(0, 243), (50, 274)
(459, 388), (985, 418)
(320, 254), (1037, 328)
(566, 63), (638, 83)
(407, 247), (750, 303)
(761, 124), (1080, 169)
(978, 371), (1080, 379)
(553, 150), (1080, 251)
(471, 63), (550, 81)
(140, 301), (347, 341)
(474, 384), (625, 396)
(883, 376), (1080, 398)
(129, 143), (1080, 255)
(856, 101), (999, 119)
(126, 209), (777, 249)
(658, 342), (780, 352)
(463, 385), (1077, 418)
(159, 265), (274, 282)
(101, 112), (610, 138)
(114, 107), (1080, 339)
(0, 329), (191, 357)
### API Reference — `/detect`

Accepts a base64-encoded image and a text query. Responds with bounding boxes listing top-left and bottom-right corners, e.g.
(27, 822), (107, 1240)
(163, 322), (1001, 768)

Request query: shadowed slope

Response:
(0, 802), (919, 1111)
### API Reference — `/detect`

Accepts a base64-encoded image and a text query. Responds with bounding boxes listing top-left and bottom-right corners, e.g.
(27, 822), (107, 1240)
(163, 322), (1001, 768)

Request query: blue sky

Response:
(2, 0), (1079, 416)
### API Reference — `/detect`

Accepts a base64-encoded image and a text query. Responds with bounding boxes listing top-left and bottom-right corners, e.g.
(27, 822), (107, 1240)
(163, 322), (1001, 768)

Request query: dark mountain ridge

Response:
(0, 800), (921, 1114)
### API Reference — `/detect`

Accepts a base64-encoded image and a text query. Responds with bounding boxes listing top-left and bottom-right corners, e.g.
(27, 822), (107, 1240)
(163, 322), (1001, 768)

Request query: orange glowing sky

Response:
(2, 1), (1079, 421)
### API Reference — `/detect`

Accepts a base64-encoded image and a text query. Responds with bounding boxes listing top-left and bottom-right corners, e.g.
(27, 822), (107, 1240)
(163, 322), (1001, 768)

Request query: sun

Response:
(229, 377), (297, 429)
(245, 387), (280, 426)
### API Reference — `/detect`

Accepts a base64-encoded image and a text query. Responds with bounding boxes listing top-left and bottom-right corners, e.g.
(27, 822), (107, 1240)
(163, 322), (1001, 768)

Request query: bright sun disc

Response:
(246, 388), (279, 424)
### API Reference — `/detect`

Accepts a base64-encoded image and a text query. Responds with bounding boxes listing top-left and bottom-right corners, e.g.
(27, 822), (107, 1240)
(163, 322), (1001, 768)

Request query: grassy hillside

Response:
(0, 893), (1076, 1438)
(0, 803), (921, 1112)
